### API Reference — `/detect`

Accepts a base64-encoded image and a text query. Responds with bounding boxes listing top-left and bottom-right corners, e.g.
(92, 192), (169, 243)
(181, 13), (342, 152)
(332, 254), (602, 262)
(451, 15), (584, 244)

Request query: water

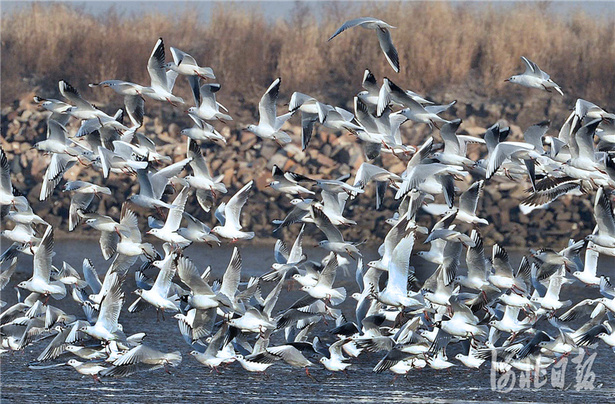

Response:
(2, 241), (615, 403)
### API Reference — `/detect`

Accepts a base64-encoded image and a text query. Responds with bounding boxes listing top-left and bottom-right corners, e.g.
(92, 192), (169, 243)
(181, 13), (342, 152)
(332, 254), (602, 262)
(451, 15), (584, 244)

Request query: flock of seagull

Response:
(2, 16), (615, 385)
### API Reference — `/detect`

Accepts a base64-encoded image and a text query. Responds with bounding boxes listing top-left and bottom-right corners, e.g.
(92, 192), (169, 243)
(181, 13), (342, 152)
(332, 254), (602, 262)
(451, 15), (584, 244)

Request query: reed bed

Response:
(2, 2), (614, 114)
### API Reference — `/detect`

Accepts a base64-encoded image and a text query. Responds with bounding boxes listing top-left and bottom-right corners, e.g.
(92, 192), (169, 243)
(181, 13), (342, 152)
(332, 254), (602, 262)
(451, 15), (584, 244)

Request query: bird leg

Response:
(305, 367), (318, 383)
(92, 374), (102, 383)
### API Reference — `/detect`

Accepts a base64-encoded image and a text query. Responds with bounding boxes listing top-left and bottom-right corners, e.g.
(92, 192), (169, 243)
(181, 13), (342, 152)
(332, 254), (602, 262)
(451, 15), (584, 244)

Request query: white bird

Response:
(268, 165), (314, 196)
(80, 272), (125, 342)
(187, 83), (232, 122)
(66, 359), (107, 382)
(146, 187), (191, 247)
(245, 78), (293, 144)
(380, 78), (450, 127)
(143, 38), (184, 105)
(586, 186), (615, 249)
(17, 226), (66, 300)
(176, 212), (220, 247)
(302, 252), (346, 306)
(128, 158), (191, 210)
(289, 92), (320, 150)
(0, 147), (28, 209)
(572, 242), (600, 286)
(59, 80), (112, 121)
(319, 338), (352, 372)
(167, 46), (215, 80)
(211, 180), (255, 241)
(505, 56), (563, 96)
(134, 244), (180, 316)
(377, 232), (422, 308)
(181, 114), (226, 144)
(184, 139), (227, 212)
(328, 17), (399, 73)
(311, 205), (362, 258)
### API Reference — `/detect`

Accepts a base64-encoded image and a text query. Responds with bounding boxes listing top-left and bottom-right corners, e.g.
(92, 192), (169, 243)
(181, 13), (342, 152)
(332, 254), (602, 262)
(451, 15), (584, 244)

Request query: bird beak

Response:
(504, 78), (510, 82)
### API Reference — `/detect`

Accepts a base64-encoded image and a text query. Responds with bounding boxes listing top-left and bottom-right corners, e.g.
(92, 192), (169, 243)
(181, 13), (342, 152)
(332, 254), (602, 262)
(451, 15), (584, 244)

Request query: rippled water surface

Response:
(2, 241), (615, 403)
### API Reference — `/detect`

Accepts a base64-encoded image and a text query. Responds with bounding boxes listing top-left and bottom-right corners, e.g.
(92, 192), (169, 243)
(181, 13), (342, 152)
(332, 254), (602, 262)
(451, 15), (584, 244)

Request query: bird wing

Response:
(147, 38), (168, 91)
(149, 158), (191, 199)
(387, 232), (414, 295)
(162, 187), (189, 232)
(466, 230), (487, 281)
(376, 27), (399, 73)
(311, 205), (343, 242)
(520, 56), (539, 77)
(59, 80), (94, 110)
(288, 225), (306, 263)
(259, 78), (281, 128)
(177, 256), (214, 295)
(594, 187), (615, 236)
(33, 226), (54, 282)
(83, 258), (102, 295)
(327, 17), (382, 41)
(96, 272), (124, 331)
(187, 139), (212, 178)
(486, 142), (533, 179)
(224, 180), (253, 231)
(220, 247), (242, 300)
(40, 153), (76, 201)
(459, 180), (483, 215)
(151, 251), (177, 297)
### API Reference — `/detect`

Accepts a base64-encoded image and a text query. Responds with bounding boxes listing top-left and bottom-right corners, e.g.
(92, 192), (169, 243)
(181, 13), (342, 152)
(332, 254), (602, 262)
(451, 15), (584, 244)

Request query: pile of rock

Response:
(0, 91), (590, 249)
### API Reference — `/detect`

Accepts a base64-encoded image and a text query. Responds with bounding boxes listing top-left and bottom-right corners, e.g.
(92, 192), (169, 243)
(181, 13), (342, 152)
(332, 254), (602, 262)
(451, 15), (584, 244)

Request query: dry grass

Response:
(2, 2), (614, 114)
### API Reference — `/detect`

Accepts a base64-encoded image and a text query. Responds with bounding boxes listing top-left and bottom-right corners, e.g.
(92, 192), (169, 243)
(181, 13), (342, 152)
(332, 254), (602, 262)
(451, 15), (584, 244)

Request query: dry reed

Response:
(2, 2), (614, 115)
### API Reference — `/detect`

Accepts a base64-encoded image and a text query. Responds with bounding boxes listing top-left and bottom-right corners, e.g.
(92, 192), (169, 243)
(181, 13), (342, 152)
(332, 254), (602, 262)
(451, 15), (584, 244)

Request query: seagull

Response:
(310, 205), (362, 258)
(289, 92), (320, 150)
(176, 256), (224, 311)
(319, 338), (352, 373)
(586, 186), (615, 249)
(146, 187), (191, 247)
(245, 78), (293, 144)
(262, 225), (307, 282)
(268, 165), (314, 196)
(102, 344), (182, 377)
(184, 138), (227, 211)
(572, 242), (600, 286)
(187, 83), (233, 122)
(301, 252), (346, 306)
(17, 226), (66, 300)
(0, 147), (28, 209)
(181, 114), (226, 144)
(80, 271), (125, 342)
(505, 56), (563, 96)
(328, 17), (399, 73)
(176, 212), (220, 247)
(211, 180), (255, 241)
(143, 38), (184, 105)
(380, 78), (451, 127)
(59, 80), (112, 121)
(128, 158), (191, 210)
(66, 359), (107, 382)
(167, 46), (215, 80)
(80, 212), (121, 260)
(376, 232), (422, 308)
(63, 181), (111, 232)
(134, 245), (180, 317)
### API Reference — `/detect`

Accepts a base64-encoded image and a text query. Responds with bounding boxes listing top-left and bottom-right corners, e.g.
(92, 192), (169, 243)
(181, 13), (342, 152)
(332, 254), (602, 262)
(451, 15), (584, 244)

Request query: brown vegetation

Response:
(2, 2), (614, 115)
